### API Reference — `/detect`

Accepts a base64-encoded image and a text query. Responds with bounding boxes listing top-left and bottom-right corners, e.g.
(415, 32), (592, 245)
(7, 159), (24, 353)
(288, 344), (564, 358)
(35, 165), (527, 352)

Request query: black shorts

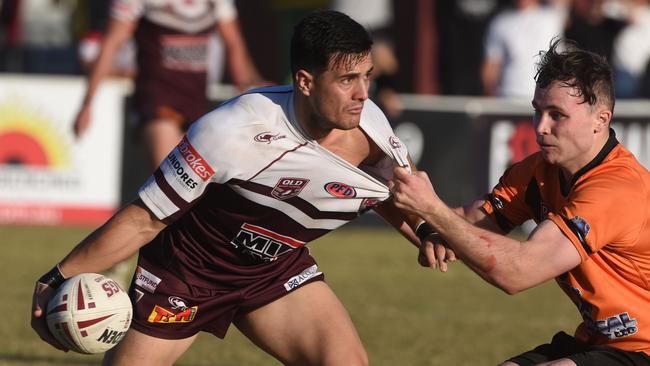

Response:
(507, 331), (650, 366)
(127, 247), (324, 339)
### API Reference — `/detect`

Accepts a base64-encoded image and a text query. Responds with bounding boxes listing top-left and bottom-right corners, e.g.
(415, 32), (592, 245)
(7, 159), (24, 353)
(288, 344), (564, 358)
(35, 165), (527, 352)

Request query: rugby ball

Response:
(46, 273), (132, 354)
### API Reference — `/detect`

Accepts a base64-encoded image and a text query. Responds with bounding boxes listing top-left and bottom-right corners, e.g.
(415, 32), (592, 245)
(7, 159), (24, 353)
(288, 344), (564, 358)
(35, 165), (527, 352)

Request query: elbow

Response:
(485, 264), (532, 295)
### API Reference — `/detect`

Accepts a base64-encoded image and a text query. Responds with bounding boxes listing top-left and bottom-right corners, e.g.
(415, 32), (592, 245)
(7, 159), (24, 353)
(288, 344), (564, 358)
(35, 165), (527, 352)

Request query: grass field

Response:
(1, 225), (581, 366)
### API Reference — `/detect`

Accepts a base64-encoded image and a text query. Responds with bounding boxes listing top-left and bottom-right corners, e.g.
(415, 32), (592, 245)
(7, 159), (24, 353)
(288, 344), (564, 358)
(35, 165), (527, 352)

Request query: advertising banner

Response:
(0, 75), (129, 225)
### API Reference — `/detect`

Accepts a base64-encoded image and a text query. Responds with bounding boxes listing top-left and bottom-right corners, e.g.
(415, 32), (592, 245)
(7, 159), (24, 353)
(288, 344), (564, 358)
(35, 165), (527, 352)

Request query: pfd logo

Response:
(254, 131), (286, 144)
(272, 177), (309, 200)
(324, 182), (357, 198)
(230, 223), (305, 262)
(177, 136), (214, 181)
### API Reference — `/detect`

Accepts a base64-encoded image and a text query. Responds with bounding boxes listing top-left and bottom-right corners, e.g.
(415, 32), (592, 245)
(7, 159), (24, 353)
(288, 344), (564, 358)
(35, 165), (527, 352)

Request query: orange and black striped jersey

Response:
(482, 131), (650, 354)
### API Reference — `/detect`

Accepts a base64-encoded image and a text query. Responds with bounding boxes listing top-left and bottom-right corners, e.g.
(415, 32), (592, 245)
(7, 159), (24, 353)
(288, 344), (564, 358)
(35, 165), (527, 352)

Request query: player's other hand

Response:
(73, 105), (92, 138)
(31, 282), (69, 352)
(391, 167), (438, 217)
(418, 233), (457, 272)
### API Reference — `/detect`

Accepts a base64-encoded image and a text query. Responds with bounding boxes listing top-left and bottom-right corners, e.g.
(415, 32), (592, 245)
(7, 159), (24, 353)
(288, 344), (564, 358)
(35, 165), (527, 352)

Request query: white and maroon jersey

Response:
(112, 0), (237, 34)
(138, 86), (409, 280)
(111, 0), (237, 124)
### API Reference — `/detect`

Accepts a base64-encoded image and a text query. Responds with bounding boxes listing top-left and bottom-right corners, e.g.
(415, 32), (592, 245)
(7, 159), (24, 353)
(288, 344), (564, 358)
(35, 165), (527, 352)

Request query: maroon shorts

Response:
(127, 247), (324, 339)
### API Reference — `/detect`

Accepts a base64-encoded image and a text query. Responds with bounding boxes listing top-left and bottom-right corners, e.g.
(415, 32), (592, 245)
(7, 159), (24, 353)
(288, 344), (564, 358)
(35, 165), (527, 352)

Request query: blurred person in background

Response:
(481, 0), (567, 99)
(0, 0), (81, 74)
(392, 39), (650, 365)
(612, 0), (650, 98)
(437, 0), (506, 96)
(73, 0), (267, 170)
(564, 0), (627, 62)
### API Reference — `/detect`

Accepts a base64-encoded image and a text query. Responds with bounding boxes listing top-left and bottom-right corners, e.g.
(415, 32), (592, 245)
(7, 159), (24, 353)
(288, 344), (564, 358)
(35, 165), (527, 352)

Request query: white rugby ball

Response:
(46, 273), (132, 354)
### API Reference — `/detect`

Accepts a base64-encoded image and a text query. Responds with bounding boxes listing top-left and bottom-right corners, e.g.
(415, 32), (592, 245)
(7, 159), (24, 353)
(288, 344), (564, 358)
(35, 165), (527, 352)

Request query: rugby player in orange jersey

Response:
(392, 39), (650, 365)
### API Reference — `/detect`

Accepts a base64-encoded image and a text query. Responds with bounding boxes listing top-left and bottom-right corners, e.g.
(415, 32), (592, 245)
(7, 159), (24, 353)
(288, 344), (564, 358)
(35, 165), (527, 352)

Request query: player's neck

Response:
(293, 92), (334, 142)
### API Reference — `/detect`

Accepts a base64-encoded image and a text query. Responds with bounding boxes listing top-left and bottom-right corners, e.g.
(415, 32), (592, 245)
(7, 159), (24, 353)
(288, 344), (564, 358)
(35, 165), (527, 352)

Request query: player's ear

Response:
(594, 106), (612, 133)
(295, 69), (314, 96)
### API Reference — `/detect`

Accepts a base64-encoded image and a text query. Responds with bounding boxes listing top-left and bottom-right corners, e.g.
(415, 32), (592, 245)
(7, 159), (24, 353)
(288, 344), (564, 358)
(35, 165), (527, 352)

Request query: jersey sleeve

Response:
(480, 158), (537, 233)
(111, 0), (144, 22)
(547, 167), (646, 261)
(138, 100), (253, 221)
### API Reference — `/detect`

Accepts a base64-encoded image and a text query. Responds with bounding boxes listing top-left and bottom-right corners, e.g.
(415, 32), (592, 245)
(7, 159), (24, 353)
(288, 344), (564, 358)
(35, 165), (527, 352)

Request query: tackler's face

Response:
(306, 53), (373, 131)
(532, 80), (610, 175)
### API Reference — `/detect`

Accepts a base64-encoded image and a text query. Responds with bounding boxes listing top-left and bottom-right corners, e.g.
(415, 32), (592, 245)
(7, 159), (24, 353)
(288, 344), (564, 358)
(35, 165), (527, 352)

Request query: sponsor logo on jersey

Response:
(230, 223), (305, 262)
(324, 182), (357, 198)
(134, 266), (162, 294)
(254, 131), (286, 144)
(177, 136), (214, 181)
(569, 216), (590, 238)
(168, 296), (189, 311)
(596, 312), (638, 339)
(148, 305), (198, 324)
(271, 177), (309, 200)
(284, 265), (322, 291)
(389, 136), (402, 149)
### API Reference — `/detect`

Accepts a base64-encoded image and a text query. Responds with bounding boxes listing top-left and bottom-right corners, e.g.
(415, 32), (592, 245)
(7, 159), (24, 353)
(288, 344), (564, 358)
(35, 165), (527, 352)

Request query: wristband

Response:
(415, 221), (437, 241)
(37, 264), (66, 289)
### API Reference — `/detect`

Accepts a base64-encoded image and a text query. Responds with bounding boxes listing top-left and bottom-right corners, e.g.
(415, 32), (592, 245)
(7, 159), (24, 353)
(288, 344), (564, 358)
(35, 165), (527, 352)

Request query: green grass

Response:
(0, 225), (581, 365)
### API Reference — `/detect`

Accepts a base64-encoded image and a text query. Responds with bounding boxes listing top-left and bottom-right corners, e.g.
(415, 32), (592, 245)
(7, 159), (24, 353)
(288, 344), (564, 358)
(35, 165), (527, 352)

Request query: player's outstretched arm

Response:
(391, 167), (581, 293)
(31, 199), (166, 351)
(73, 18), (136, 137)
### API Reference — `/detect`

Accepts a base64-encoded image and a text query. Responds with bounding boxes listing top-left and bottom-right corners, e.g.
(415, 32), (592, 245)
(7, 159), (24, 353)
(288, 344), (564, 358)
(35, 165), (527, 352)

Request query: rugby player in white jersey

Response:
(31, 10), (449, 366)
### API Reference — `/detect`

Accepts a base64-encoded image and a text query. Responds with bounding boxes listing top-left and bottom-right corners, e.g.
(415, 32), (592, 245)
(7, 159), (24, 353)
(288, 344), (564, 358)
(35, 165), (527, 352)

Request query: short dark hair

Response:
(290, 10), (373, 80)
(535, 38), (615, 112)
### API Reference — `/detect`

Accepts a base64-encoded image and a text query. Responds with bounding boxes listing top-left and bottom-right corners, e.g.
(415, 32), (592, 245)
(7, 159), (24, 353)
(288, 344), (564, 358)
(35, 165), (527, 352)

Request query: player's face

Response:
(308, 53), (373, 131)
(532, 80), (609, 176)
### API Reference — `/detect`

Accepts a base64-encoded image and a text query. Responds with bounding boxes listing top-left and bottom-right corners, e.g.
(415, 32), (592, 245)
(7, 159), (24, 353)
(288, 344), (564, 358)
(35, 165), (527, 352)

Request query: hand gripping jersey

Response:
(482, 131), (650, 354)
(112, 0), (237, 125)
(138, 85), (410, 288)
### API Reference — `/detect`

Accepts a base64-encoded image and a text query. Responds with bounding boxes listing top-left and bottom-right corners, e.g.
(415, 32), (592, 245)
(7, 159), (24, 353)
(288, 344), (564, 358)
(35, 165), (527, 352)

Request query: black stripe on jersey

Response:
(524, 177), (543, 222)
(486, 193), (515, 233)
(562, 216), (592, 254)
(154, 168), (188, 210)
(230, 178), (359, 221)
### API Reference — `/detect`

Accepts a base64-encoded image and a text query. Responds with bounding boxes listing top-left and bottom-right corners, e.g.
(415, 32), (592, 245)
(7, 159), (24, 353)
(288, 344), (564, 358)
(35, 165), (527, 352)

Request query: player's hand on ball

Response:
(418, 233), (457, 272)
(31, 282), (69, 352)
(391, 167), (438, 217)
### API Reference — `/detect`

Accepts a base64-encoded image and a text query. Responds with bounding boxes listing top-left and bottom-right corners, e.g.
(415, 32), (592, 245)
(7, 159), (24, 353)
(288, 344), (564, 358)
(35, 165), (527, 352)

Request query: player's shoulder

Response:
(590, 144), (650, 187)
(197, 85), (292, 131)
(501, 152), (546, 182)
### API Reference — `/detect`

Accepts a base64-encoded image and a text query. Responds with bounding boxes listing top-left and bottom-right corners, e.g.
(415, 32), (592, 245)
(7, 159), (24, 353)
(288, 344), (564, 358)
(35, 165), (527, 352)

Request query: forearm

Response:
(374, 199), (420, 248)
(421, 201), (526, 293)
(58, 201), (165, 278)
(82, 20), (134, 105)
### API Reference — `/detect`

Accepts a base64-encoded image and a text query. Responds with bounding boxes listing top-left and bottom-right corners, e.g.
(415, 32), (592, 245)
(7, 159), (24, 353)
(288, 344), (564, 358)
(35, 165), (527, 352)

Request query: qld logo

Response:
(254, 131), (286, 144)
(324, 182), (357, 198)
(272, 177), (309, 200)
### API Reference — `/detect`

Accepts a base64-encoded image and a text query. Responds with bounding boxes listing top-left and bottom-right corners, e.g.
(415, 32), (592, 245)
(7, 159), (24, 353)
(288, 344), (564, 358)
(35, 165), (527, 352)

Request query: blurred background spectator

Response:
(564, 0), (627, 62)
(1, 0), (649, 101)
(437, 0), (507, 96)
(481, 0), (568, 99)
(612, 0), (650, 98)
